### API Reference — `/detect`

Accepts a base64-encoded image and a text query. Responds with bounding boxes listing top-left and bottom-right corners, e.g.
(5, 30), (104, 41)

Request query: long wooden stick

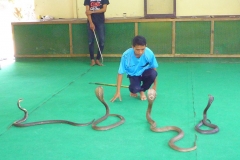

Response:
(89, 82), (129, 88)
(93, 30), (104, 64)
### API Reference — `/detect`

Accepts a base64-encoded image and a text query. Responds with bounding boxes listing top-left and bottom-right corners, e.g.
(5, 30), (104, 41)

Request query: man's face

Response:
(133, 45), (146, 58)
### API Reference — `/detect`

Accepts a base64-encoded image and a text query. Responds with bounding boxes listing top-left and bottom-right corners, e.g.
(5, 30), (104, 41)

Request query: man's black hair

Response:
(132, 35), (147, 46)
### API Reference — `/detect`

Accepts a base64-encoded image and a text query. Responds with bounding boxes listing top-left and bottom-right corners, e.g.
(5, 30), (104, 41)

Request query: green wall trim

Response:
(72, 24), (89, 54)
(138, 22), (172, 54)
(214, 21), (240, 54)
(12, 19), (240, 57)
(104, 23), (135, 54)
(175, 21), (211, 54)
(72, 23), (135, 55)
(14, 24), (70, 55)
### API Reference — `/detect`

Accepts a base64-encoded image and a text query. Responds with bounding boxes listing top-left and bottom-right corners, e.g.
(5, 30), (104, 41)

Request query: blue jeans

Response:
(87, 21), (105, 60)
(128, 69), (158, 93)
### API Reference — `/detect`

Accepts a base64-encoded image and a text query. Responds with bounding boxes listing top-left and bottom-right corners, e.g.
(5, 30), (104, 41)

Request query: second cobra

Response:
(146, 89), (197, 152)
(92, 86), (125, 130)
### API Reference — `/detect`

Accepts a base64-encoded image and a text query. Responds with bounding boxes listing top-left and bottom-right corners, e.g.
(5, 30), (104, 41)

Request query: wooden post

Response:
(135, 22), (138, 36)
(172, 20), (176, 55)
(69, 23), (73, 56)
(210, 20), (214, 55)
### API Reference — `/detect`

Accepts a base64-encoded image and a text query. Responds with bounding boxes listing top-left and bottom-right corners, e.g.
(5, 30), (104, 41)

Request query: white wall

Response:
(177, 0), (240, 16)
(35, 0), (145, 19)
(34, 0), (240, 19)
(34, 0), (74, 18)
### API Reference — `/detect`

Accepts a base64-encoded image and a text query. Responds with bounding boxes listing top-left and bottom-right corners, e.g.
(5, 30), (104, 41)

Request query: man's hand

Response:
(151, 85), (156, 91)
(89, 23), (95, 30)
(85, 10), (93, 15)
(110, 92), (122, 102)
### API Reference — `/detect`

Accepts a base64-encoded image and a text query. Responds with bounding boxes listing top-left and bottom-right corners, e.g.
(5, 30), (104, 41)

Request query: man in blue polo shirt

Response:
(111, 35), (158, 101)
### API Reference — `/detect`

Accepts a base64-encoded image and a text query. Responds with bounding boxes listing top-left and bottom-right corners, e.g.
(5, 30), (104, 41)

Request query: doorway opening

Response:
(0, 0), (35, 68)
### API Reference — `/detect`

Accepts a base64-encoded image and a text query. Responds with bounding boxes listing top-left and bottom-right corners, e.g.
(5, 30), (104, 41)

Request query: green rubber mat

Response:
(0, 58), (239, 159)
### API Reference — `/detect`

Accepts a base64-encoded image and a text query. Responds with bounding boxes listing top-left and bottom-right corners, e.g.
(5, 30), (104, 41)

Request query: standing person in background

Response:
(84, 0), (109, 66)
(111, 35), (158, 102)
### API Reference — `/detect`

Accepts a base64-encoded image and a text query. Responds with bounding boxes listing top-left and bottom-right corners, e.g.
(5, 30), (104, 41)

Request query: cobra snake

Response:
(146, 89), (197, 152)
(92, 86), (125, 130)
(195, 95), (219, 134)
(13, 99), (94, 127)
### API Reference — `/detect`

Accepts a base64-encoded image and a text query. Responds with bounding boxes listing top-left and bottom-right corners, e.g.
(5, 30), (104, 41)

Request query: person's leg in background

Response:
(95, 22), (105, 66)
(87, 22), (95, 66)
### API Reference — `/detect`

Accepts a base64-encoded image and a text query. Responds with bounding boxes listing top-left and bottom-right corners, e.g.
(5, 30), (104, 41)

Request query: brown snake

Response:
(146, 89), (197, 152)
(13, 99), (94, 127)
(92, 86), (125, 131)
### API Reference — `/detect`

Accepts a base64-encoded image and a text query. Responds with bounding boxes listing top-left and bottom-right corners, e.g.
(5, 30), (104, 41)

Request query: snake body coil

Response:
(13, 99), (94, 127)
(92, 86), (125, 130)
(146, 89), (197, 152)
(92, 86), (125, 131)
(195, 95), (219, 134)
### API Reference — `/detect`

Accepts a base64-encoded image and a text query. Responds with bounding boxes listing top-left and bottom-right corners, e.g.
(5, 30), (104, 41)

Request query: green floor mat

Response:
(0, 58), (239, 159)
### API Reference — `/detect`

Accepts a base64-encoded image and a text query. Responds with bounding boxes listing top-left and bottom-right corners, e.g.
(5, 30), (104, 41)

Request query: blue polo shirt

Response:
(118, 47), (158, 76)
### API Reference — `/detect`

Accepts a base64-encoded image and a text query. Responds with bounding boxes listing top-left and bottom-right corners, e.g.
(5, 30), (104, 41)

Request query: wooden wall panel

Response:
(14, 24), (70, 55)
(214, 21), (240, 54)
(175, 21), (211, 54)
(138, 22), (172, 54)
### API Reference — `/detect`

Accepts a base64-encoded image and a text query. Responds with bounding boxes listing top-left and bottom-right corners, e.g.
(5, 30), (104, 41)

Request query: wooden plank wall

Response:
(12, 18), (240, 58)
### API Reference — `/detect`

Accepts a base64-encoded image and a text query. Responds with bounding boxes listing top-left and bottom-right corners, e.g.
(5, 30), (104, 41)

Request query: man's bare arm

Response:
(85, 6), (93, 22)
(85, 5), (95, 30)
(110, 74), (123, 102)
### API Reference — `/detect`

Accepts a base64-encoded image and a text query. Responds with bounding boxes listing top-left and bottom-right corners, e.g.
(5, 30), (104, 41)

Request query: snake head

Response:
(17, 98), (23, 105)
(95, 86), (104, 102)
(147, 89), (156, 102)
(208, 94), (214, 104)
(17, 98), (27, 112)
